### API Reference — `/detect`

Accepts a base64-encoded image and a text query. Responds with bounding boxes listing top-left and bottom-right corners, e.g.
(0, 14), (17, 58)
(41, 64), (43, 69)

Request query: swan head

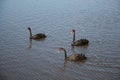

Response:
(71, 29), (75, 34)
(72, 29), (75, 32)
(28, 27), (31, 31)
(57, 48), (63, 53)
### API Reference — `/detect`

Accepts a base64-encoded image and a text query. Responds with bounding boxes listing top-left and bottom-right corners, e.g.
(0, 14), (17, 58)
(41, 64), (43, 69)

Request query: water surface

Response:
(0, 0), (120, 80)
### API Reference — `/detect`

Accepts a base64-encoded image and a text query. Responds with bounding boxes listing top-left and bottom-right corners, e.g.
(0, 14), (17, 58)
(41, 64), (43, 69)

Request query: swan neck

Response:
(62, 48), (67, 59)
(29, 29), (32, 38)
(73, 32), (75, 42)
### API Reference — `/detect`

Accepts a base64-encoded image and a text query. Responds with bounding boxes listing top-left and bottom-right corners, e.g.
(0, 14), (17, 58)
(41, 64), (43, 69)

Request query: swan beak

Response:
(27, 29), (29, 33)
(57, 50), (60, 53)
(57, 48), (61, 53)
(70, 31), (74, 35)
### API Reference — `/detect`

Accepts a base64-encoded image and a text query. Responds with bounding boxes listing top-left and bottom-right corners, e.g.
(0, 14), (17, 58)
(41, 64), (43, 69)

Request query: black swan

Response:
(28, 27), (46, 39)
(57, 47), (87, 61)
(71, 29), (89, 46)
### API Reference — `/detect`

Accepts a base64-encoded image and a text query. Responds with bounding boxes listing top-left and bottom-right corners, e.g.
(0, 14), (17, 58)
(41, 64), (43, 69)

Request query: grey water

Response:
(0, 0), (120, 80)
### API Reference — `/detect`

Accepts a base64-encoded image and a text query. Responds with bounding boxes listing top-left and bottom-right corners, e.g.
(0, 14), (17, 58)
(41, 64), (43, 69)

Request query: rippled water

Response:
(0, 0), (120, 80)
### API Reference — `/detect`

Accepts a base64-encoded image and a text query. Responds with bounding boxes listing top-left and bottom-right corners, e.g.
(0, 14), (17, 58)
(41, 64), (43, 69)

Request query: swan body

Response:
(71, 29), (89, 46)
(28, 27), (46, 40)
(31, 33), (46, 39)
(57, 48), (87, 61)
(71, 39), (89, 46)
(67, 54), (87, 61)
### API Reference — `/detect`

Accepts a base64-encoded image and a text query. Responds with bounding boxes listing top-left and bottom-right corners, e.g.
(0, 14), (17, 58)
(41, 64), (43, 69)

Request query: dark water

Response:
(0, 0), (120, 80)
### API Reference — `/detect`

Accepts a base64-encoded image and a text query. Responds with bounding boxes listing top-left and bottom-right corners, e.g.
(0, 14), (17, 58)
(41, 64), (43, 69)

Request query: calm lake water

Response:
(0, 0), (120, 80)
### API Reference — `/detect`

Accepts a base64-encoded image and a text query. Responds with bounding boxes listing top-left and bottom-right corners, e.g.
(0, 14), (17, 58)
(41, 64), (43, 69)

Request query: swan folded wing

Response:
(79, 39), (89, 43)
(36, 33), (46, 37)
(76, 39), (89, 45)
(33, 33), (46, 39)
(68, 54), (86, 61)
